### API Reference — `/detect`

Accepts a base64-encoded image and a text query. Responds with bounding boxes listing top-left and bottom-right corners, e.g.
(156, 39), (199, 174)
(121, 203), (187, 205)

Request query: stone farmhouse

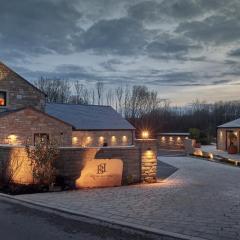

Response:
(0, 62), (135, 147)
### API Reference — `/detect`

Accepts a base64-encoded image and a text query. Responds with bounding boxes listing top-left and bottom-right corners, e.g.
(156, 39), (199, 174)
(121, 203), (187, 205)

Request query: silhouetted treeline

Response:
(35, 78), (240, 139)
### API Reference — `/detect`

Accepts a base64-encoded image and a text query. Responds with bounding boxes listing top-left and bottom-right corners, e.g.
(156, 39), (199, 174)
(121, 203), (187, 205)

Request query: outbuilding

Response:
(217, 119), (240, 153)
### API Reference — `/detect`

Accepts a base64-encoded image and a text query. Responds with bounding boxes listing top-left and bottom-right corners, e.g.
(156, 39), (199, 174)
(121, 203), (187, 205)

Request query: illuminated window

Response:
(0, 91), (6, 106)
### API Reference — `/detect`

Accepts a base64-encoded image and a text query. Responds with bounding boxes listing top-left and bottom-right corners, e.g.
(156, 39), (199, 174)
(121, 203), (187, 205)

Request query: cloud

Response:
(127, 0), (228, 23)
(77, 18), (147, 55)
(146, 34), (201, 59)
(177, 15), (240, 44)
(228, 48), (240, 57)
(0, 0), (82, 59)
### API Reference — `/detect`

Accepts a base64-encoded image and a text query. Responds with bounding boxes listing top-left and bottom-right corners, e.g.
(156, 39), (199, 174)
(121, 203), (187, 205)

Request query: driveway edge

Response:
(0, 193), (206, 240)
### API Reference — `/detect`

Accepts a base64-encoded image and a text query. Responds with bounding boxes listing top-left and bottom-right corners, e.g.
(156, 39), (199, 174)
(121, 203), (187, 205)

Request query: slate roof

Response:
(45, 103), (135, 130)
(218, 118), (240, 128)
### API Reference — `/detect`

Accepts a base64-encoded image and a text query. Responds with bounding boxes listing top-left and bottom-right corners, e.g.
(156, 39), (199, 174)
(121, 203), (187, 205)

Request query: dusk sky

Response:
(1, 0), (240, 105)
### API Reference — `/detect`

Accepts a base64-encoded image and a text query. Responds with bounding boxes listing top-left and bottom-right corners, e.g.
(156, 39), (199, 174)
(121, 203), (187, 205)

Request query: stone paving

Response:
(14, 156), (240, 240)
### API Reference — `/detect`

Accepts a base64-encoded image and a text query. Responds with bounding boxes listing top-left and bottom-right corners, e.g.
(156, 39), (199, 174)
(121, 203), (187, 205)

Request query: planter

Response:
(228, 145), (238, 154)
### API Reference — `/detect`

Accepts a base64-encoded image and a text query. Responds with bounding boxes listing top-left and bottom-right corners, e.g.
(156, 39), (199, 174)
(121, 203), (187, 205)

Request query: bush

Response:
(25, 140), (59, 186)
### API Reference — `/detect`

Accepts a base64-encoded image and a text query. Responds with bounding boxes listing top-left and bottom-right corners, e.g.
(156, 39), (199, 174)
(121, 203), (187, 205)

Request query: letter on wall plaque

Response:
(75, 159), (123, 188)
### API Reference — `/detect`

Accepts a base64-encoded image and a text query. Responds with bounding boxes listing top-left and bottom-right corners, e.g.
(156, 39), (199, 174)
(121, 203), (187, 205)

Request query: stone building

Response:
(0, 62), (135, 146)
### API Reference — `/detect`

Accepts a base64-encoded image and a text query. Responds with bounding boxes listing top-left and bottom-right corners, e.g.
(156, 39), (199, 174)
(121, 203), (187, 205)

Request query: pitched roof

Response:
(0, 61), (46, 96)
(218, 118), (240, 128)
(45, 103), (135, 130)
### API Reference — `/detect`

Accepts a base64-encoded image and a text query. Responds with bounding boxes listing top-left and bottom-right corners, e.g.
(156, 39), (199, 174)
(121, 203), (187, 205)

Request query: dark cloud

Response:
(77, 18), (147, 55)
(177, 15), (240, 44)
(228, 48), (240, 57)
(0, 0), (82, 60)
(146, 34), (201, 59)
(128, 0), (228, 23)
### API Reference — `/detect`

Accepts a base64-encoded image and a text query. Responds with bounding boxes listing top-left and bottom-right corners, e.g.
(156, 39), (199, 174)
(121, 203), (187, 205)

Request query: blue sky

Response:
(1, 0), (240, 105)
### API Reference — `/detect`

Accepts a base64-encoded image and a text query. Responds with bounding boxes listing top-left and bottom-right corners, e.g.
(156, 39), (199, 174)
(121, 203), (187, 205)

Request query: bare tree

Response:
(96, 81), (104, 105)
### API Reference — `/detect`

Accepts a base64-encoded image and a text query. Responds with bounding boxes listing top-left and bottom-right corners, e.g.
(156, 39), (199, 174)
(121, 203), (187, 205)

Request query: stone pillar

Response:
(135, 139), (157, 183)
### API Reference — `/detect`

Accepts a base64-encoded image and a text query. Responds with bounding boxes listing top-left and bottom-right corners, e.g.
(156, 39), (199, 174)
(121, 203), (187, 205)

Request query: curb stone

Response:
(0, 192), (206, 240)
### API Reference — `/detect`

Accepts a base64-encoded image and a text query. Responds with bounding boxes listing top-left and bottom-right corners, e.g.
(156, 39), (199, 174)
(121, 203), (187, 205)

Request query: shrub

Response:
(25, 140), (59, 186)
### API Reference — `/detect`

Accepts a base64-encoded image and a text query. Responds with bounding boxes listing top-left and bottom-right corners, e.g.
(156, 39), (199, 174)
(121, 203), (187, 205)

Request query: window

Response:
(0, 91), (6, 106)
(34, 133), (49, 145)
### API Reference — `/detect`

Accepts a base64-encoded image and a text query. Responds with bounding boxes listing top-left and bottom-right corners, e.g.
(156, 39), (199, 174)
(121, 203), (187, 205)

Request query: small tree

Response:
(25, 140), (59, 186)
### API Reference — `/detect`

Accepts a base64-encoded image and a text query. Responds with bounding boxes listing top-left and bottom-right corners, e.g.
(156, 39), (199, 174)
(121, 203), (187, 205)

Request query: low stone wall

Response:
(0, 141), (158, 186)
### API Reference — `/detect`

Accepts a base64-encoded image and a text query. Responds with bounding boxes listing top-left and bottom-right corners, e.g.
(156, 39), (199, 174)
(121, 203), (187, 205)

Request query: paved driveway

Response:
(14, 156), (240, 240)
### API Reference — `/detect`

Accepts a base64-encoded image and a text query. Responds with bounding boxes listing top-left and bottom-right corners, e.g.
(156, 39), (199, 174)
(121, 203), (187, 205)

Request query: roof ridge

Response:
(46, 102), (112, 108)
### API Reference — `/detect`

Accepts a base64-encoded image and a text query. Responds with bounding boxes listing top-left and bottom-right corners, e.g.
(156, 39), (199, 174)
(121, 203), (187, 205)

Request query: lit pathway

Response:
(14, 156), (240, 240)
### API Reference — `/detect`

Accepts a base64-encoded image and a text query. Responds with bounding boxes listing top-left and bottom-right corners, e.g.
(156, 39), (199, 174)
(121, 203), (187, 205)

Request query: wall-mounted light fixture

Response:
(146, 147), (153, 159)
(8, 134), (18, 145)
(142, 130), (149, 139)
(72, 137), (78, 144)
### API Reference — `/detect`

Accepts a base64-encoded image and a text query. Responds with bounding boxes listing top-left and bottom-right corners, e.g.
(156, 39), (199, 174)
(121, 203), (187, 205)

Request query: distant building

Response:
(0, 62), (135, 147)
(217, 119), (240, 152)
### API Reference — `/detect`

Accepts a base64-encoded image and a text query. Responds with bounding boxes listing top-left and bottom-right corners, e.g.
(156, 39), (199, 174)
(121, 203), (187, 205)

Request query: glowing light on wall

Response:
(142, 131), (149, 139)
(145, 148), (153, 159)
(220, 131), (223, 138)
(161, 136), (166, 141)
(99, 136), (104, 143)
(177, 137), (181, 142)
(169, 137), (173, 142)
(8, 134), (18, 145)
(72, 137), (78, 144)
(111, 136), (116, 144)
(122, 135), (127, 143)
(86, 136), (92, 143)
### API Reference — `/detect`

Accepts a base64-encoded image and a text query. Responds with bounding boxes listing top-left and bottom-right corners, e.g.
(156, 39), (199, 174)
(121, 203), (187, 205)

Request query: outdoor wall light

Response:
(8, 134), (17, 145)
(161, 136), (165, 141)
(99, 136), (104, 142)
(142, 131), (149, 139)
(72, 137), (78, 144)
(111, 136), (116, 143)
(177, 137), (181, 141)
(169, 137), (173, 141)
(146, 147), (153, 159)
(86, 136), (92, 144)
(122, 135), (127, 142)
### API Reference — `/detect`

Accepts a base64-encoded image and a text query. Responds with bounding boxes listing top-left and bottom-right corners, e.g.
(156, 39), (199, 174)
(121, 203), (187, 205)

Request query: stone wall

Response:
(56, 146), (141, 185)
(0, 108), (72, 146)
(135, 139), (158, 183)
(0, 141), (158, 186)
(0, 146), (33, 184)
(157, 134), (189, 150)
(0, 63), (45, 111)
(72, 130), (134, 147)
